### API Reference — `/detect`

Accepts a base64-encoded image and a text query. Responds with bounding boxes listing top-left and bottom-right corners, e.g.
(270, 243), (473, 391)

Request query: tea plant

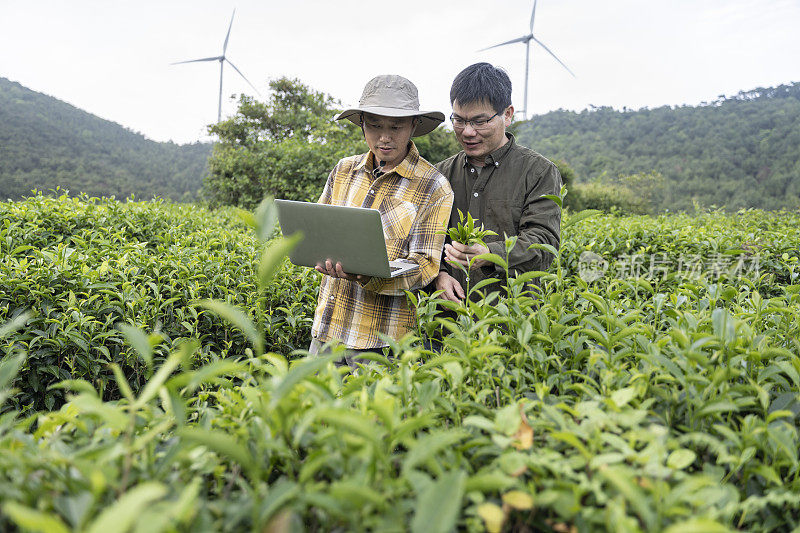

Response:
(440, 209), (498, 246)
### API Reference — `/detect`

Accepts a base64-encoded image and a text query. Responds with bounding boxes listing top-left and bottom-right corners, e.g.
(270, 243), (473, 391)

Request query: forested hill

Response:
(4, 76), (798, 210)
(514, 82), (800, 211)
(0, 77), (212, 201)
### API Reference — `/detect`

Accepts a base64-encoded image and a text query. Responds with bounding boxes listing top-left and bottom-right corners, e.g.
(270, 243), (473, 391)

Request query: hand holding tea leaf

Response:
(439, 209), (497, 246)
(445, 241), (491, 269)
(439, 210), (497, 269)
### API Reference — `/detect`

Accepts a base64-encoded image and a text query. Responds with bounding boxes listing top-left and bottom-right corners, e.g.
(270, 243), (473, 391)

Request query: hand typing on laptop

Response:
(315, 259), (371, 282)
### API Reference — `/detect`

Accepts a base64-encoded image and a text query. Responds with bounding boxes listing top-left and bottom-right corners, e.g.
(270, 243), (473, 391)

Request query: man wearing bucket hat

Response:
(309, 75), (454, 365)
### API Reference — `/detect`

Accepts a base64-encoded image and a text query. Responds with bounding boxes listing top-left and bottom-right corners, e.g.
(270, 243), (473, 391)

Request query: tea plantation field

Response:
(1, 193), (799, 532)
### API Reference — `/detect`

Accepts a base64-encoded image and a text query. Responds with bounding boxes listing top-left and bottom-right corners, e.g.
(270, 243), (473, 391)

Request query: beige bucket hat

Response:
(335, 75), (445, 137)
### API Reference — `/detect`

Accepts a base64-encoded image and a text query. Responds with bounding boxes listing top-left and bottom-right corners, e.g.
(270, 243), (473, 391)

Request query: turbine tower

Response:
(479, 0), (574, 120)
(172, 9), (260, 123)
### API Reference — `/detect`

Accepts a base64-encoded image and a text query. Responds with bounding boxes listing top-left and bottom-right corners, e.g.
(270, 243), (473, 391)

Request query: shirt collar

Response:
(355, 141), (420, 180)
(461, 132), (516, 168)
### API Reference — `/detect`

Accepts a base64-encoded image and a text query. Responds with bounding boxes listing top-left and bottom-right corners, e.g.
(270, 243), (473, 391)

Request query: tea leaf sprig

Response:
(439, 209), (497, 246)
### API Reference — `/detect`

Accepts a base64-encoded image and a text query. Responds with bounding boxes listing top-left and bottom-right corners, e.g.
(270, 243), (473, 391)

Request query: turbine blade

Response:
(223, 8), (236, 55)
(531, 36), (576, 77)
(225, 59), (261, 95)
(530, 0), (538, 32)
(171, 56), (224, 65)
(478, 35), (530, 52)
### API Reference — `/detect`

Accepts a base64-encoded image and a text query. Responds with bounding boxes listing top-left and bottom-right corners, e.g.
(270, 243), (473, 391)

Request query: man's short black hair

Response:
(450, 63), (512, 114)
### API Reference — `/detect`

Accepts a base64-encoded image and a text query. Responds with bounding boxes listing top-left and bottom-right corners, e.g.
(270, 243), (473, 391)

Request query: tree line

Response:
(3, 75), (797, 212)
(206, 78), (800, 214)
(0, 77), (211, 202)
(513, 82), (800, 211)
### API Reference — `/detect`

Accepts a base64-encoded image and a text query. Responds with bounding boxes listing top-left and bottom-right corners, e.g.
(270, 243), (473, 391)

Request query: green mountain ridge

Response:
(513, 82), (800, 211)
(0, 77), (212, 201)
(3, 76), (799, 211)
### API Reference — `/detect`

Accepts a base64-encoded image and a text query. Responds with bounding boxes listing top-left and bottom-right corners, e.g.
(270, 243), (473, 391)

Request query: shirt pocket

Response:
(485, 192), (523, 238)
(378, 198), (416, 241)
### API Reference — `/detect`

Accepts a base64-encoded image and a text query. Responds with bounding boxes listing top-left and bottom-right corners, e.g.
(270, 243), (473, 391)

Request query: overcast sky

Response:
(2, 0), (799, 144)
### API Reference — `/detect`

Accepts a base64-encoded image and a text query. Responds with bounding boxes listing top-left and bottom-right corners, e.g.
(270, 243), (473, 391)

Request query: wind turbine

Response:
(172, 9), (260, 123)
(479, 0), (575, 120)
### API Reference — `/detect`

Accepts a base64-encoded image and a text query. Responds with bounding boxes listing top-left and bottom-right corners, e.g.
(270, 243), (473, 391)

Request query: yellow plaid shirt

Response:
(312, 142), (454, 349)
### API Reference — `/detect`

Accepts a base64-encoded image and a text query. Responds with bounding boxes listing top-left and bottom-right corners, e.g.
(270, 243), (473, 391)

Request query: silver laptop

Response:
(274, 199), (419, 278)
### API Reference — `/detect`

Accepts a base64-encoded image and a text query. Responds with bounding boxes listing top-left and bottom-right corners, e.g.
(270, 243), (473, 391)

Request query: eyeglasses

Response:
(450, 112), (499, 130)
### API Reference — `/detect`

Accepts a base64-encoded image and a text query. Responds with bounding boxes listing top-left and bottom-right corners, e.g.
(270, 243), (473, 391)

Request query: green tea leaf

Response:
(48, 379), (98, 396)
(2, 502), (70, 533)
(134, 350), (185, 409)
(667, 449), (697, 470)
(753, 464), (783, 486)
(411, 470), (466, 533)
(255, 198), (278, 242)
(258, 232), (303, 289)
(270, 355), (332, 409)
(403, 430), (468, 473)
(329, 480), (386, 509)
(315, 408), (382, 447)
(540, 193), (563, 208)
(598, 465), (655, 530)
(663, 518), (731, 533)
(464, 472), (516, 493)
(85, 483), (167, 533)
(69, 393), (128, 431)
(474, 253), (507, 270)
(166, 360), (245, 391)
(610, 386), (636, 408)
(199, 300), (264, 356)
(550, 431), (592, 460)
(563, 209), (601, 230)
(0, 352), (26, 391)
(696, 399), (739, 418)
(116, 323), (153, 368)
(469, 277), (501, 294)
(109, 363), (135, 403)
(177, 428), (256, 473)
(257, 480), (300, 524)
(0, 311), (31, 340)
(767, 424), (798, 466)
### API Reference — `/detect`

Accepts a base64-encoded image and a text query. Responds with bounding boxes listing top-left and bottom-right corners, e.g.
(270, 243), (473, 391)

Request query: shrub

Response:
(0, 192), (317, 411)
(568, 181), (649, 214)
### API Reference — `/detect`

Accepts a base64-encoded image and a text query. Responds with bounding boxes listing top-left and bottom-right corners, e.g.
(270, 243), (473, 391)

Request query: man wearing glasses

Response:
(434, 63), (562, 301)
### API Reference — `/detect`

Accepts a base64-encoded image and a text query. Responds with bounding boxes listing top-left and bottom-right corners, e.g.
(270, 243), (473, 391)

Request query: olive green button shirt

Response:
(436, 133), (562, 292)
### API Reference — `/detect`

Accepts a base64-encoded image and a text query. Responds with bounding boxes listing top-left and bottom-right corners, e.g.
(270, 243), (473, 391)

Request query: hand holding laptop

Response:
(274, 199), (419, 279)
(315, 259), (370, 282)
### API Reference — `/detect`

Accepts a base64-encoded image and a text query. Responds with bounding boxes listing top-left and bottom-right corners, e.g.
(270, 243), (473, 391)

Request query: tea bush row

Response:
(1, 196), (799, 531)
(560, 207), (800, 290)
(0, 193), (318, 411)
